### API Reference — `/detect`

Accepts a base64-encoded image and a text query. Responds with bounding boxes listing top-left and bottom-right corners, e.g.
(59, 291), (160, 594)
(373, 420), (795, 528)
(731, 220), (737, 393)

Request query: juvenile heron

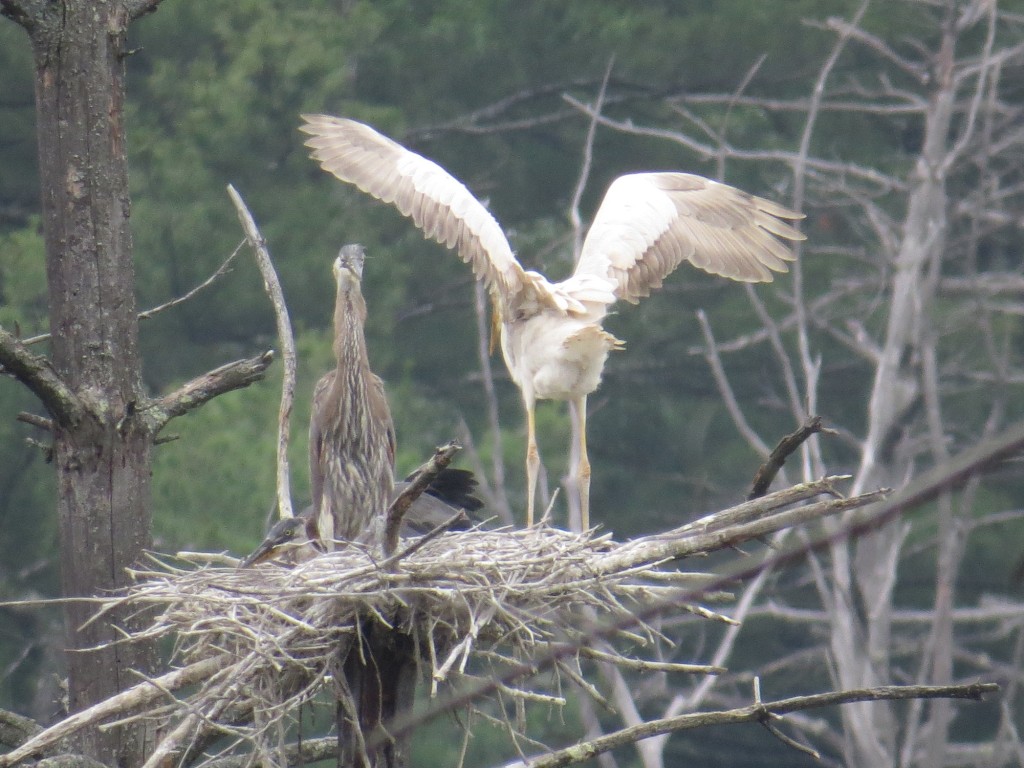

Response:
(310, 244), (396, 548)
(301, 115), (805, 529)
(239, 468), (484, 567)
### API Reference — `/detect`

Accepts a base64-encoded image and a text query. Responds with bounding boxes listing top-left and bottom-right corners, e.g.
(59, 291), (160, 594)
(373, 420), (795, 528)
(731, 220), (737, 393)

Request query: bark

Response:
(24, 2), (158, 764)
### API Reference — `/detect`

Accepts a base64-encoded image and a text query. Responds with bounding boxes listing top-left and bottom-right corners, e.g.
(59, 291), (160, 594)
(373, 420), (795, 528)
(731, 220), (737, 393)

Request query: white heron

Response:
(300, 115), (804, 530)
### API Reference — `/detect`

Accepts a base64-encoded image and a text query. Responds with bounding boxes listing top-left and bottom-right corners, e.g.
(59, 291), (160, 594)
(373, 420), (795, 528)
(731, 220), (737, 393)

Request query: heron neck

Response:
(332, 287), (370, 368)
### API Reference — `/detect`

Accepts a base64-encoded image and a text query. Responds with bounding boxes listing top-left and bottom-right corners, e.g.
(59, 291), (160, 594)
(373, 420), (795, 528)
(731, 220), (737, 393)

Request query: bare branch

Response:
(0, 656), (230, 767)
(383, 441), (460, 556)
(0, 0), (45, 31)
(819, 16), (928, 83)
(21, 243), (243, 348)
(227, 184), (297, 521)
(563, 95), (903, 190)
(696, 309), (770, 457)
(16, 411), (53, 432)
(566, 58), (613, 261)
(146, 351), (274, 432)
(0, 327), (87, 428)
(520, 683), (997, 768)
(137, 242), (242, 322)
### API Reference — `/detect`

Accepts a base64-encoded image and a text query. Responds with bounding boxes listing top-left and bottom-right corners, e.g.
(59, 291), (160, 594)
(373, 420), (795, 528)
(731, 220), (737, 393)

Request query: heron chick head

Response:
(334, 243), (366, 289)
(238, 515), (309, 568)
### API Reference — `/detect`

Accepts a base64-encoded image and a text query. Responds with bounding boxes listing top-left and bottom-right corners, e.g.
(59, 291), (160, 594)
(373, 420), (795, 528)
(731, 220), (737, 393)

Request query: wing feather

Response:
(575, 173), (805, 304)
(301, 114), (527, 300)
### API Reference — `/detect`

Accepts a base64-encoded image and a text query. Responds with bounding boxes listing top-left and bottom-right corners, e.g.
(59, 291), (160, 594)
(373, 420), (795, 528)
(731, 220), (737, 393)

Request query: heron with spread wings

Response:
(301, 116), (804, 529)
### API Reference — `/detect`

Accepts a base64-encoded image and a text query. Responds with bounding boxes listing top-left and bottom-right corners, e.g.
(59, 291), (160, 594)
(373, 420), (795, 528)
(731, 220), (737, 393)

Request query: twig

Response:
(137, 242), (243, 321)
(20, 242), (244, 346)
(15, 412), (53, 432)
(696, 309), (770, 457)
(383, 441), (460, 557)
(227, 184), (297, 522)
(519, 683), (997, 768)
(383, 510), (468, 567)
(576, 647), (724, 675)
(567, 57), (613, 262)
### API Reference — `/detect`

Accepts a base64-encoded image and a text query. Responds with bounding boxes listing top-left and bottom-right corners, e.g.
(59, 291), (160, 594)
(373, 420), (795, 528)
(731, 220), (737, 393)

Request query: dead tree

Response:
(0, 1), (272, 764)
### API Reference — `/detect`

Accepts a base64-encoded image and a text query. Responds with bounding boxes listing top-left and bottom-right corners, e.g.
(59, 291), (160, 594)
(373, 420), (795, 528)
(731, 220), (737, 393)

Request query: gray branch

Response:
(520, 683), (997, 768)
(0, 326), (87, 428)
(145, 351), (274, 433)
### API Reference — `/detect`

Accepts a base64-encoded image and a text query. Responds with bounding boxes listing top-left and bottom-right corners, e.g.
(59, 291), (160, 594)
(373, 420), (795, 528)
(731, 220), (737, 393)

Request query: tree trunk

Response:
(30, 2), (156, 764)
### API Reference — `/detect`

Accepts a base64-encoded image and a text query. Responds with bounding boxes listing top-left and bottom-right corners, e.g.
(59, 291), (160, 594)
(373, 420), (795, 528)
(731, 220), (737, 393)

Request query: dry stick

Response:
(0, 655), (230, 767)
(19, 242), (244, 347)
(696, 309), (770, 456)
(383, 441), (460, 557)
(15, 411), (53, 432)
(567, 56), (613, 262)
(227, 184), (297, 521)
(747, 416), (833, 500)
(521, 683), (998, 768)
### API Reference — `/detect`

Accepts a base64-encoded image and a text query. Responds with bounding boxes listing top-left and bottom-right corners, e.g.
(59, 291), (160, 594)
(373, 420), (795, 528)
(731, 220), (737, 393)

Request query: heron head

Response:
(237, 515), (309, 568)
(334, 244), (366, 289)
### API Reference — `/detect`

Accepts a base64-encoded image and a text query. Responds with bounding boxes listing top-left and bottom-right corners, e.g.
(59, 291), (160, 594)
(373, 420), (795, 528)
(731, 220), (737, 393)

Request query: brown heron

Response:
(301, 115), (804, 530)
(310, 244), (396, 548)
(239, 468), (483, 567)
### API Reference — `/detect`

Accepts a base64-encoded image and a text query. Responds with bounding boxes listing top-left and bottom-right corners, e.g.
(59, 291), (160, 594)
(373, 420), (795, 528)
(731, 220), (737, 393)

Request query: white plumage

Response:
(301, 115), (805, 530)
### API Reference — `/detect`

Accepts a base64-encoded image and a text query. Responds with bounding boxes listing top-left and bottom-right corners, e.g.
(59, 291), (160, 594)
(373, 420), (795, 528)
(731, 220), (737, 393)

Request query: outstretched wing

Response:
(574, 173), (804, 304)
(301, 114), (529, 302)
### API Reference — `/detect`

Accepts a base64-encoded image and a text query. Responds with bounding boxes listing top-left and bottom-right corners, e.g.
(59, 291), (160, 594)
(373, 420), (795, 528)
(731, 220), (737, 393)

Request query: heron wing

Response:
(370, 373), (397, 469)
(301, 115), (528, 302)
(574, 173), (805, 305)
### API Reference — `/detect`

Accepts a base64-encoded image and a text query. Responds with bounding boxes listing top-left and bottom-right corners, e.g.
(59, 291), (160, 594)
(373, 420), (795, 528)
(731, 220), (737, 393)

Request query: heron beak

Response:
(334, 244), (366, 287)
(237, 540), (282, 568)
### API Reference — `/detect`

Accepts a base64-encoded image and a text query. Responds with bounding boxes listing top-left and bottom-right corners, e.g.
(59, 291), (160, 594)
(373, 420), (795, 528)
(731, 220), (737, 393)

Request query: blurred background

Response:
(2, 1), (1024, 765)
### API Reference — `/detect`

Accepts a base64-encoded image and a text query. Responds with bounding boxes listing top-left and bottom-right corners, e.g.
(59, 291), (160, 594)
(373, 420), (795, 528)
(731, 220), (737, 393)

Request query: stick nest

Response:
(92, 478), (882, 765)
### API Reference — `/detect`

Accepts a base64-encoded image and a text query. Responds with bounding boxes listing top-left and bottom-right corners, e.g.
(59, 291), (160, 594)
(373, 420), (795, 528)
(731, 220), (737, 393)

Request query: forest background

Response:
(2, 1), (1024, 766)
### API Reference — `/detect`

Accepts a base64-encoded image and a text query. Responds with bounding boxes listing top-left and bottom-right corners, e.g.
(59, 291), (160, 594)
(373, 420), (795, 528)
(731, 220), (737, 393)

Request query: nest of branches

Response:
(45, 474), (880, 767)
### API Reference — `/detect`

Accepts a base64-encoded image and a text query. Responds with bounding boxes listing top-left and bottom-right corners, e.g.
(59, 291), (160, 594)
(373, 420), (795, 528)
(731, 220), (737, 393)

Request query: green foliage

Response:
(0, 220), (46, 333)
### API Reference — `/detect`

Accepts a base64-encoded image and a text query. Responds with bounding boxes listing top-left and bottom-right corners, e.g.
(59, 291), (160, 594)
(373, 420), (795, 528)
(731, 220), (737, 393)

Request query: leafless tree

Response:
(0, 1), (272, 764)
(550, 1), (1024, 766)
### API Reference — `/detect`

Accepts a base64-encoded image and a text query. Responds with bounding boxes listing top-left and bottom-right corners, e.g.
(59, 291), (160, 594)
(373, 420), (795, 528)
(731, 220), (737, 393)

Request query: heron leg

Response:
(526, 400), (540, 527)
(572, 396), (591, 531)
